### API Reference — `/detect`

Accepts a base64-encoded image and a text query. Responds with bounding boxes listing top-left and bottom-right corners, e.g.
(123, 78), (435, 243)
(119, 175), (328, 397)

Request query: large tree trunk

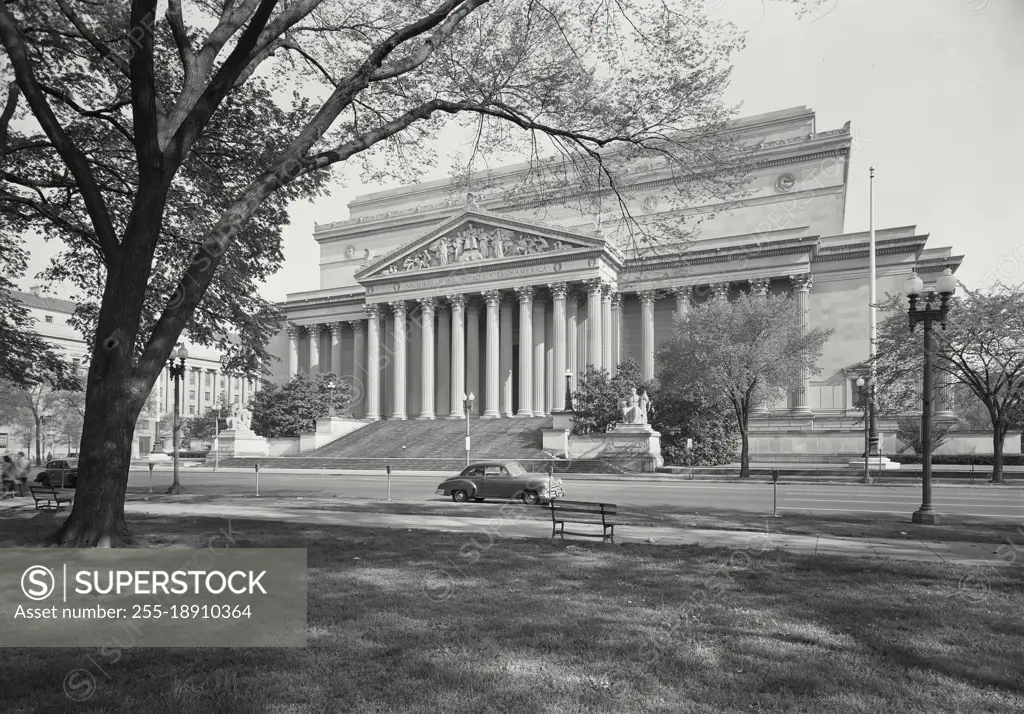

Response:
(738, 414), (750, 479)
(991, 427), (1005, 485)
(54, 379), (145, 547)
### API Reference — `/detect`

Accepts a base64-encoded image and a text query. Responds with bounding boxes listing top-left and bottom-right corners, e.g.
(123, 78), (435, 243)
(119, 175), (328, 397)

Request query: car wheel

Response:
(473, 497), (485, 503)
(522, 491), (540, 506)
(452, 490), (469, 503)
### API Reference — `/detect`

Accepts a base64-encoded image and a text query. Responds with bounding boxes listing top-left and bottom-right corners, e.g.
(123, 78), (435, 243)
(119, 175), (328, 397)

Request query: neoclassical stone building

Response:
(271, 106), (963, 457)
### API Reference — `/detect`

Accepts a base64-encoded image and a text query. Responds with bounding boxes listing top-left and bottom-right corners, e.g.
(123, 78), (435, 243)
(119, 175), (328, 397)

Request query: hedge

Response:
(888, 454), (1024, 466)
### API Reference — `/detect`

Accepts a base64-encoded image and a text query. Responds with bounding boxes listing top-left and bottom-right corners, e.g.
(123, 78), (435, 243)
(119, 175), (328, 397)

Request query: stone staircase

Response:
(212, 417), (630, 473)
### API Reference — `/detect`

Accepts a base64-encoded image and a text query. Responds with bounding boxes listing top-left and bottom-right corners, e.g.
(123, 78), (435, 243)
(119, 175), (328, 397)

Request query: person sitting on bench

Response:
(1, 455), (16, 496)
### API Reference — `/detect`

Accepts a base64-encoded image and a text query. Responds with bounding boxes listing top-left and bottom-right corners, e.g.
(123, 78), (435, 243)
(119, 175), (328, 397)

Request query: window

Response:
(189, 372), (196, 385)
(233, 395), (239, 403)
(72, 358), (81, 375)
(189, 390), (196, 400)
(205, 391), (211, 402)
(205, 373), (212, 386)
(189, 405), (195, 415)
(44, 315), (53, 323)
(0, 433), (7, 449)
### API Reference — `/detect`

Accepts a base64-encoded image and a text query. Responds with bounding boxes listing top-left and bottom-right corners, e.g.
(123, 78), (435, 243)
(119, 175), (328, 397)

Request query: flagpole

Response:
(866, 166), (879, 478)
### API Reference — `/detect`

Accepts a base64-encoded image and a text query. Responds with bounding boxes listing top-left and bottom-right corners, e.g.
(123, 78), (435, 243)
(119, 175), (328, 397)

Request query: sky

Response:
(18, 0), (1023, 302)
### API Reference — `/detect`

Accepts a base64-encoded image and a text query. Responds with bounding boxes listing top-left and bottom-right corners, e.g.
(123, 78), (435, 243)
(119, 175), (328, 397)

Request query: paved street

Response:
(128, 467), (1024, 523)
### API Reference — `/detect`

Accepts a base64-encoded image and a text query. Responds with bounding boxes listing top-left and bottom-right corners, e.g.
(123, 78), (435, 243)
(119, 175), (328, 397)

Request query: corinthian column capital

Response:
(789, 273), (813, 292)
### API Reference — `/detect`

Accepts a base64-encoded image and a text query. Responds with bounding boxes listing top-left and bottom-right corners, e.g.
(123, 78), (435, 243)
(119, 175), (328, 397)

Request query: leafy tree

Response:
(250, 373), (350, 438)
(0, 0), (816, 544)
(651, 382), (737, 466)
(874, 282), (1024, 483)
(658, 292), (832, 478)
(894, 415), (955, 456)
(0, 377), (83, 464)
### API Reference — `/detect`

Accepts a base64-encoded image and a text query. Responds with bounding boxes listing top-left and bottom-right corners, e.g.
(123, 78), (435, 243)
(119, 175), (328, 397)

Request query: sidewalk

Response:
(114, 500), (1017, 568)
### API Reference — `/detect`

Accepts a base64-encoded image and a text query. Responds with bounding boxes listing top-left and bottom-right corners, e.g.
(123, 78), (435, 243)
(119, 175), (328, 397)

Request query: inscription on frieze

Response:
(404, 264), (550, 291)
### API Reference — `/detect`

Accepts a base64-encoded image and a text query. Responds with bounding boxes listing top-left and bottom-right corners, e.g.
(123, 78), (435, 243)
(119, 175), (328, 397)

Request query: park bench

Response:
(29, 485), (74, 511)
(549, 500), (625, 544)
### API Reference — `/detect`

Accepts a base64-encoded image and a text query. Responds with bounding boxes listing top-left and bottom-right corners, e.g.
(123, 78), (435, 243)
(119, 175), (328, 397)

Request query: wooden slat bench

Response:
(29, 485), (74, 511)
(549, 500), (625, 543)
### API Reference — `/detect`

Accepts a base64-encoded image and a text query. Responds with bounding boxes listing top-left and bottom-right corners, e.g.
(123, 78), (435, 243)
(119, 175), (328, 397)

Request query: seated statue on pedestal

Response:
(621, 388), (649, 425)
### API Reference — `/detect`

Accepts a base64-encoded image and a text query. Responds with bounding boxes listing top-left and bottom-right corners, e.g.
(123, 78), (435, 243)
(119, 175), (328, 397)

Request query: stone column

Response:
(549, 282), (568, 411)
(364, 305), (381, 420)
(448, 293), (466, 419)
(640, 290), (656, 381)
(674, 286), (692, 317)
(286, 325), (300, 376)
(532, 291), (546, 417)
(602, 284), (614, 376)
(390, 303), (408, 419)
(329, 322), (343, 377)
(499, 295), (515, 417)
(308, 324), (322, 375)
(436, 303), (451, 416)
(750, 277), (771, 298)
(417, 298), (436, 419)
(350, 320), (365, 418)
(585, 279), (604, 371)
(611, 291), (622, 373)
(789, 273), (813, 416)
(466, 299), (481, 416)
(516, 286), (534, 417)
(936, 372), (955, 419)
(481, 286), (501, 415)
(566, 290), (579, 394)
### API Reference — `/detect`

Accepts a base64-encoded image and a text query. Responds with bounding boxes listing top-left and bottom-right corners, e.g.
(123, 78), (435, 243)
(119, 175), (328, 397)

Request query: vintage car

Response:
(435, 460), (565, 505)
(35, 458), (78, 489)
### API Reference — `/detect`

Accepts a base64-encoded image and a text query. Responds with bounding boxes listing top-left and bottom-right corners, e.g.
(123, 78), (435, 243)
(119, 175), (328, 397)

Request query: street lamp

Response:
(905, 268), (956, 524)
(463, 392), (475, 465)
(326, 376), (337, 417)
(856, 376), (876, 484)
(167, 346), (188, 495)
(563, 369), (574, 412)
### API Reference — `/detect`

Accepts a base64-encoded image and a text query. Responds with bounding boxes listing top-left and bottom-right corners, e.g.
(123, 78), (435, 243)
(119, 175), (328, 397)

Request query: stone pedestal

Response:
(542, 410), (574, 457)
(847, 456), (901, 471)
(564, 420), (664, 472)
(299, 417), (370, 452)
(218, 429), (269, 457)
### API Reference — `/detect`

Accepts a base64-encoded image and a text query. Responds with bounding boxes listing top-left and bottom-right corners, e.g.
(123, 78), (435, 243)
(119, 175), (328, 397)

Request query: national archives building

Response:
(270, 107), (963, 457)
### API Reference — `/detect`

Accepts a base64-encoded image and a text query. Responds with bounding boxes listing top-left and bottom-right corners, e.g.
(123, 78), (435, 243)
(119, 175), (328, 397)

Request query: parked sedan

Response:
(435, 460), (564, 505)
(35, 459), (78, 488)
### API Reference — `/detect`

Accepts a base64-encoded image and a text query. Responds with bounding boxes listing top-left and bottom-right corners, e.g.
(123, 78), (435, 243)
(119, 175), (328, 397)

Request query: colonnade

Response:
(287, 274), (816, 420)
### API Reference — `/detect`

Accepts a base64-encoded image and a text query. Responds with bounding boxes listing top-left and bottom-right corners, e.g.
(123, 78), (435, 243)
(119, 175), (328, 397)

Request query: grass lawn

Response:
(1, 512), (1022, 713)
(122, 490), (1024, 545)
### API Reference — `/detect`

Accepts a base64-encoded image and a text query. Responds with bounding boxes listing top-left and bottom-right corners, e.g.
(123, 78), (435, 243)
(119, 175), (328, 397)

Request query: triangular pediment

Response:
(355, 210), (612, 281)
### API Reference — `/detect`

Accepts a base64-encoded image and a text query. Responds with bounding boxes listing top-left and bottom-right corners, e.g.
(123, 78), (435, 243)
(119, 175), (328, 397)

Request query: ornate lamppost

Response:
(905, 268), (957, 524)
(167, 346), (188, 495)
(856, 375), (876, 484)
(564, 369), (574, 411)
(326, 376), (337, 417)
(463, 392), (475, 466)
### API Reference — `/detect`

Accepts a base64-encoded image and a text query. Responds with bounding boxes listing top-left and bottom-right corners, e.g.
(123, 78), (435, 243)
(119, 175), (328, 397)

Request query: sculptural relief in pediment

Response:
(378, 223), (588, 275)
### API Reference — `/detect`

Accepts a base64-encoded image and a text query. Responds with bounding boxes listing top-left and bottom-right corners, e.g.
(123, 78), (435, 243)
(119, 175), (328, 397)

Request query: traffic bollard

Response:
(386, 463), (392, 501)
(254, 463), (260, 497)
(148, 462), (154, 493)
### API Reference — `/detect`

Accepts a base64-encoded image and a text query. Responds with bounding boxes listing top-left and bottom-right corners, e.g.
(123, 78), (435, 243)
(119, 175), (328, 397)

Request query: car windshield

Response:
(504, 462), (526, 476)
(45, 461), (59, 469)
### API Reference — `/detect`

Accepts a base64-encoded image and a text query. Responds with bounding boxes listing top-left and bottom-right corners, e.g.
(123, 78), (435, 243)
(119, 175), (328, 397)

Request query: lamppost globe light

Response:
(565, 369), (572, 377)
(176, 346), (189, 360)
(856, 376), (865, 387)
(936, 268), (957, 296)
(461, 392), (467, 401)
(904, 272), (924, 298)
(468, 392), (475, 402)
